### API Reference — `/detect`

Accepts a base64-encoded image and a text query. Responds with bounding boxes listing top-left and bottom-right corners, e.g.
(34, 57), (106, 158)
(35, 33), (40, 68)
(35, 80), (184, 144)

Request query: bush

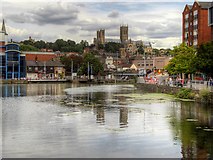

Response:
(199, 89), (211, 102)
(176, 88), (195, 99)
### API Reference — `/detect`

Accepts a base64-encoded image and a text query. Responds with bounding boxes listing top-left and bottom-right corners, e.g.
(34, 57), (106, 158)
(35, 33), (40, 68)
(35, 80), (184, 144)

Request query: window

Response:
(185, 22), (189, 28)
(6, 44), (19, 51)
(193, 10), (198, 16)
(194, 19), (198, 25)
(185, 13), (189, 19)
(209, 6), (213, 26)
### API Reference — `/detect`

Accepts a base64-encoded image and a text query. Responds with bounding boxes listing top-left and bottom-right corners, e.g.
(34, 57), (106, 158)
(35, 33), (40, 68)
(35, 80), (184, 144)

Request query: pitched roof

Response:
(26, 54), (56, 61)
(197, 1), (212, 9)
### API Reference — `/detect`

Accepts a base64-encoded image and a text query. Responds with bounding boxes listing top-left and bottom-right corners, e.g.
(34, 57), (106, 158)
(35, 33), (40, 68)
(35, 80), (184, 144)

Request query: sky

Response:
(0, 0), (209, 49)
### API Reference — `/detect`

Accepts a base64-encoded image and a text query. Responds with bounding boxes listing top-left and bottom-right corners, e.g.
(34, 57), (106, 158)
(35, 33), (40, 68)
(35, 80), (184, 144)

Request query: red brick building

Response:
(182, 1), (212, 47)
(209, 3), (213, 41)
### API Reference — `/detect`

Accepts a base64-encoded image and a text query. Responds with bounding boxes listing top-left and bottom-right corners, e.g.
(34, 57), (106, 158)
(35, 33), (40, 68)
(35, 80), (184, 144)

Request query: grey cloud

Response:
(6, 3), (79, 25)
(70, 19), (120, 32)
(108, 11), (119, 18)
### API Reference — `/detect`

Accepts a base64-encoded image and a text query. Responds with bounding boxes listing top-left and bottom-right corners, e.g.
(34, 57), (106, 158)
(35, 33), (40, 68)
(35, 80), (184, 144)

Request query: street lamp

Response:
(143, 51), (146, 76)
(71, 60), (73, 80)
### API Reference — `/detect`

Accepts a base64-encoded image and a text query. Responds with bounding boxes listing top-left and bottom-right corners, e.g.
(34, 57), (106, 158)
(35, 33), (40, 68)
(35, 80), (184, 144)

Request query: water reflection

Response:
(170, 102), (213, 159)
(2, 83), (213, 158)
(1, 83), (83, 97)
(96, 107), (105, 124)
(120, 107), (128, 128)
(1, 84), (27, 97)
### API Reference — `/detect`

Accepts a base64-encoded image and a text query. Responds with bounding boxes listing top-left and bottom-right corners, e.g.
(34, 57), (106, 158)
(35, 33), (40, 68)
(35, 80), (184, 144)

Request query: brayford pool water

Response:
(1, 83), (213, 158)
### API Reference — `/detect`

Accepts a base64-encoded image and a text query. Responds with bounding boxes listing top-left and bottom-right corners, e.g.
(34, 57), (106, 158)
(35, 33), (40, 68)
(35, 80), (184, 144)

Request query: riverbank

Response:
(0, 79), (29, 84)
(136, 83), (213, 104)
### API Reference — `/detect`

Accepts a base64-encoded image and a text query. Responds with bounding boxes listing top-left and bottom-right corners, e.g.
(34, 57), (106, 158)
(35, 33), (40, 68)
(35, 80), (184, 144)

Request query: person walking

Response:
(210, 77), (213, 86)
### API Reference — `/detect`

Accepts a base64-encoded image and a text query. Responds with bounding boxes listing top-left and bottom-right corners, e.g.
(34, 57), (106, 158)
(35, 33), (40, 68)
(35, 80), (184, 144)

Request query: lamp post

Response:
(144, 51), (146, 76)
(115, 51), (118, 84)
(87, 61), (90, 80)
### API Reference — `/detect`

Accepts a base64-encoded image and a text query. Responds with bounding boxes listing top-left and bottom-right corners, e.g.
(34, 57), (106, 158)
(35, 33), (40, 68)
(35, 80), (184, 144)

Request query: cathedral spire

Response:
(2, 19), (7, 34)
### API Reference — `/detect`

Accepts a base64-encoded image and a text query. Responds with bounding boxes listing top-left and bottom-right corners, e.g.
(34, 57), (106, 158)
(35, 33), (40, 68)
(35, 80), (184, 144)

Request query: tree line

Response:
(19, 39), (89, 53)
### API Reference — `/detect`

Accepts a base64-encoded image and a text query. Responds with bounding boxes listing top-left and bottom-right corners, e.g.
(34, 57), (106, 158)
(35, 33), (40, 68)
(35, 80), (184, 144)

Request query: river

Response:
(1, 83), (213, 158)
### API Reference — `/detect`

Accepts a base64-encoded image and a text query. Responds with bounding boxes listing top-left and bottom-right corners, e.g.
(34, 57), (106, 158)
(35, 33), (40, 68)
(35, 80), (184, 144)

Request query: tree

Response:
(152, 48), (160, 56)
(165, 43), (196, 75)
(194, 41), (213, 77)
(60, 54), (83, 75)
(34, 40), (46, 49)
(104, 42), (123, 53)
(138, 45), (144, 55)
(20, 44), (39, 51)
(78, 53), (104, 76)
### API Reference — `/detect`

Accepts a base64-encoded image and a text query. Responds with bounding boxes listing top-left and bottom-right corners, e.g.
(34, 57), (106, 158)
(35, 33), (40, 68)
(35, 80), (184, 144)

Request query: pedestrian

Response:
(210, 77), (213, 86)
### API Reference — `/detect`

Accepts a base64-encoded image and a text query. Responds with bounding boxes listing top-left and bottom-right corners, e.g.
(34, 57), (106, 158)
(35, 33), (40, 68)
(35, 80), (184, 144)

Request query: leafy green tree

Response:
(34, 40), (46, 49)
(138, 45), (144, 55)
(165, 43), (196, 75)
(52, 39), (68, 51)
(20, 44), (39, 51)
(104, 42), (123, 53)
(152, 48), (160, 56)
(60, 54), (83, 75)
(194, 41), (213, 77)
(78, 53), (104, 76)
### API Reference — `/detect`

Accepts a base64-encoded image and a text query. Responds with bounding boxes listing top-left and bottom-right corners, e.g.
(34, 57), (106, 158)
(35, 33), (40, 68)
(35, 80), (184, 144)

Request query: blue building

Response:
(0, 20), (26, 79)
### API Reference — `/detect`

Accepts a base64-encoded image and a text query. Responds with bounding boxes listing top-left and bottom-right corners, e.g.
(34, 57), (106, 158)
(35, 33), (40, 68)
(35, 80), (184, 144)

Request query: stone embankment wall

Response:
(136, 83), (213, 104)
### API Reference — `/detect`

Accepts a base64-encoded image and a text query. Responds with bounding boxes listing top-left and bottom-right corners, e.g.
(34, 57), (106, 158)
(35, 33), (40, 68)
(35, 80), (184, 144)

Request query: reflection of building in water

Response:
(96, 107), (105, 124)
(1, 84), (26, 97)
(119, 107), (128, 128)
(26, 83), (65, 96)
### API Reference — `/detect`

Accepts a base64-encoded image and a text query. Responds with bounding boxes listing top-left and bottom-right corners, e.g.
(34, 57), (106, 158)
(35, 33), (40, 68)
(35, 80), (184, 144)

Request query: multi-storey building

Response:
(0, 20), (26, 79)
(182, 1), (212, 47)
(209, 2), (213, 41)
(120, 25), (128, 43)
(25, 52), (65, 79)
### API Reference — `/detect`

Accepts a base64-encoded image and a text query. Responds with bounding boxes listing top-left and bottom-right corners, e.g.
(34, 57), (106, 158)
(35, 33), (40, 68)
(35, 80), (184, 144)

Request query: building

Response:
(130, 56), (171, 74)
(0, 20), (26, 79)
(97, 29), (105, 45)
(208, 2), (213, 41)
(120, 25), (128, 43)
(182, 1), (212, 47)
(25, 53), (65, 79)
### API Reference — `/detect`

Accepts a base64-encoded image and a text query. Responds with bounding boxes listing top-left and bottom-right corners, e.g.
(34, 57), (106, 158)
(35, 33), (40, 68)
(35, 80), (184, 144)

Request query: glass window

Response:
(209, 7), (213, 25)
(193, 10), (198, 15)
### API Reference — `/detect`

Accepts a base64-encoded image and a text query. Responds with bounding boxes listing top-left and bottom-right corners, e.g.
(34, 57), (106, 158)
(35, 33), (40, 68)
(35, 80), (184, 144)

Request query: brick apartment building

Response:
(209, 3), (213, 41)
(182, 1), (212, 47)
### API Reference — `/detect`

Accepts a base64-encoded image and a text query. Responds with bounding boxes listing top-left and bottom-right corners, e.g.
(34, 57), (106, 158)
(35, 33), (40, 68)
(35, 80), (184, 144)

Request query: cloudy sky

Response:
(0, 0), (207, 48)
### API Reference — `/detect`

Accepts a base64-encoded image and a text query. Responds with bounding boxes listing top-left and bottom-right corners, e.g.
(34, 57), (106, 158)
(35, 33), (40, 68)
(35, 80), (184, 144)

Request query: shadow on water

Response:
(170, 102), (213, 159)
